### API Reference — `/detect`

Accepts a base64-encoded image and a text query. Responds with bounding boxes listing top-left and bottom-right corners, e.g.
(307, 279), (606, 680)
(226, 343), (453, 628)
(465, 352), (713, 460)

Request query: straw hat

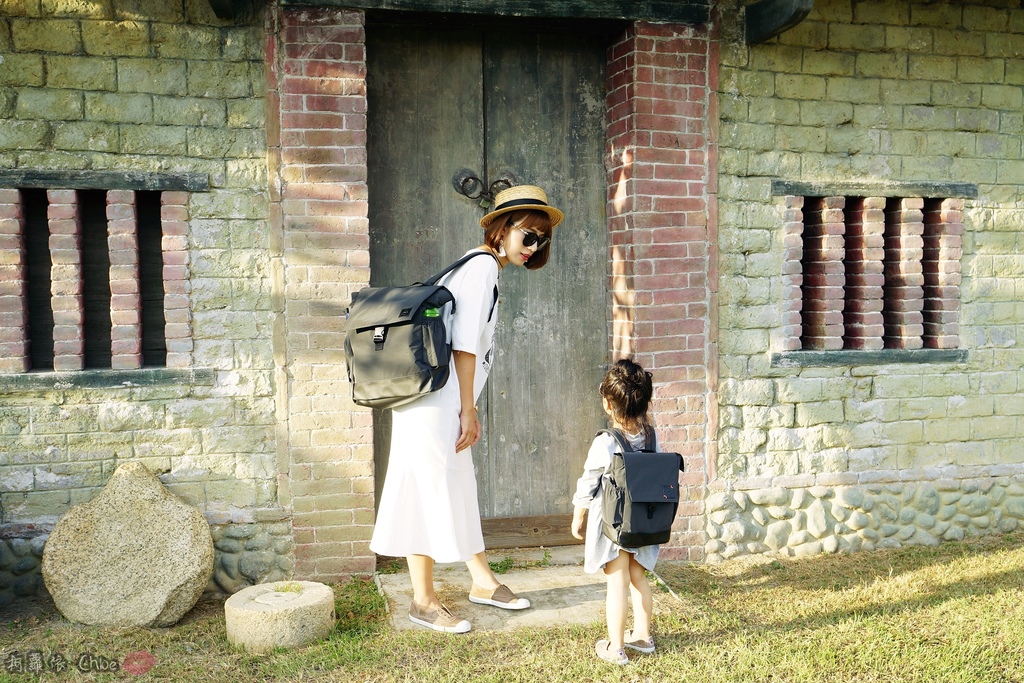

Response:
(479, 185), (564, 229)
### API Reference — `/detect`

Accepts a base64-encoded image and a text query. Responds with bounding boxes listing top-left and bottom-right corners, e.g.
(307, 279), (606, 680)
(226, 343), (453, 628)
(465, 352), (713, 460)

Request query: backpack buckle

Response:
(373, 326), (387, 350)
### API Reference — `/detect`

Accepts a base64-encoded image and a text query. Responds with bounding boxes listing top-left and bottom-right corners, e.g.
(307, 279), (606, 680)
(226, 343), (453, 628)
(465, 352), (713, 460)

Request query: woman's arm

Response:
(453, 349), (480, 453)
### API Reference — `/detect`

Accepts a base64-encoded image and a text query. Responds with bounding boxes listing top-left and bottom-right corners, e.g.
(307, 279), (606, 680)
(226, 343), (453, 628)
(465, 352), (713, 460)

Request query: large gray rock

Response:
(42, 462), (214, 627)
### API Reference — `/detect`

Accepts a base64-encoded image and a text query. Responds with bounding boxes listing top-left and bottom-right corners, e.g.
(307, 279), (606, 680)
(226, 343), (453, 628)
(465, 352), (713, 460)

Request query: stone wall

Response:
(706, 471), (1024, 562)
(0, 1), (283, 550)
(0, 517), (294, 606)
(712, 0), (1024, 560)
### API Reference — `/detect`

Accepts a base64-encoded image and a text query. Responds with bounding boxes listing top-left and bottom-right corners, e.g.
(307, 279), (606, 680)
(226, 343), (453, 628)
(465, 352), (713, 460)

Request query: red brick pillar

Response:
(780, 195), (803, 351)
(922, 197), (963, 349)
(47, 190), (84, 372)
(801, 196), (846, 350)
(842, 197), (885, 349)
(883, 197), (925, 349)
(106, 190), (142, 370)
(0, 189), (29, 373)
(161, 191), (192, 369)
(606, 21), (714, 561)
(275, 6), (373, 580)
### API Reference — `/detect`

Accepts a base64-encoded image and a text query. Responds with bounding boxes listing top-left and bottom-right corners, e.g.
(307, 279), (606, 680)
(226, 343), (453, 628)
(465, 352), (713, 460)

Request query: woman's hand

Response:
(571, 507), (586, 540)
(452, 350), (479, 453)
(455, 406), (480, 453)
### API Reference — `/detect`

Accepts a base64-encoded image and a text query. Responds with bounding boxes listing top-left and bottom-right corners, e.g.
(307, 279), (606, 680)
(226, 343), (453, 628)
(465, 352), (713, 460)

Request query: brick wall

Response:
(605, 21), (716, 561)
(0, 190), (29, 374)
(0, 3), (279, 538)
(712, 0), (1024, 561)
(270, 7), (374, 580)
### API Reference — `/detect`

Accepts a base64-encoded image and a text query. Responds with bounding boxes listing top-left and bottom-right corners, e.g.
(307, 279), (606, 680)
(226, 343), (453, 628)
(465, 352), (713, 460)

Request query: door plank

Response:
(480, 30), (608, 519)
(480, 513), (583, 549)
(366, 25), (486, 507)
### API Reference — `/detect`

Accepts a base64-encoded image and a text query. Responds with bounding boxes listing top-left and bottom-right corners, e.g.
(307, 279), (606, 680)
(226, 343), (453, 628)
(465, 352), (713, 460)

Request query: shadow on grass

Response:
(654, 531), (1024, 643)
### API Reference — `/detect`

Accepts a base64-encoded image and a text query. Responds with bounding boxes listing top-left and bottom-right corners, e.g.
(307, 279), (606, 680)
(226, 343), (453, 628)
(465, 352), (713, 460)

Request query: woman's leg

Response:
(465, 551), (501, 591)
(407, 554), (440, 610)
(603, 551), (630, 649)
(627, 555), (653, 640)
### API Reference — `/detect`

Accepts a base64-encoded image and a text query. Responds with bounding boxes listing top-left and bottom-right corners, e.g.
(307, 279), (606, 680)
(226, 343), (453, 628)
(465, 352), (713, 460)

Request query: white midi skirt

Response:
(369, 371), (485, 563)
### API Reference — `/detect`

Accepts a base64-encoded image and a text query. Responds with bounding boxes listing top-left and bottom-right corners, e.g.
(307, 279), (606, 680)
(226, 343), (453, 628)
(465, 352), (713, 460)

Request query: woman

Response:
(369, 185), (563, 633)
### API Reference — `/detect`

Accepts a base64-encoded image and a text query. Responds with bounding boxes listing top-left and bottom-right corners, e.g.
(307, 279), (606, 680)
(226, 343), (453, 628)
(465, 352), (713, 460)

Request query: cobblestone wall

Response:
(706, 470), (1024, 562)
(0, 2), (281, 530)
(0, 519), (295, 607)
(0, 530), (46, 607)
(713, 0), (1024, 559)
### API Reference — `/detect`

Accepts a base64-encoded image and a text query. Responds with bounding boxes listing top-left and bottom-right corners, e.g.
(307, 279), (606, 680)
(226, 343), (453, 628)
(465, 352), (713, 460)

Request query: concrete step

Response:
(374, 546), (610, 632)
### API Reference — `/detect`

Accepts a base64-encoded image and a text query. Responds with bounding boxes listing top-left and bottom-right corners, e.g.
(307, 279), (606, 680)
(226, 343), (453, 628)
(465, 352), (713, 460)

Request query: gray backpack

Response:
(343, 252), (497, 410)
(599, 428), (684, 548)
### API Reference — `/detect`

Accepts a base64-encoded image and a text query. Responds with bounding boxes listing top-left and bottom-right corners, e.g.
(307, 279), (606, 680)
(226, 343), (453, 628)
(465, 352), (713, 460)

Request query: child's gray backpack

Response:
(600, 428), (684, 548)
(343, 251), (497, 410)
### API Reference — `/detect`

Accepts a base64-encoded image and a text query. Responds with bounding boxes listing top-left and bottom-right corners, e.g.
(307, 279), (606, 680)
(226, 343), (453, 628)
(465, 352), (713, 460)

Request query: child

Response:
(571, 358), (661, 665)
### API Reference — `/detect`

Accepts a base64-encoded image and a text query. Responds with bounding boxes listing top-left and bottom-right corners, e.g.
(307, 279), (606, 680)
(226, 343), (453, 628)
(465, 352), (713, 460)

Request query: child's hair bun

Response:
(600, 359), (653, 425)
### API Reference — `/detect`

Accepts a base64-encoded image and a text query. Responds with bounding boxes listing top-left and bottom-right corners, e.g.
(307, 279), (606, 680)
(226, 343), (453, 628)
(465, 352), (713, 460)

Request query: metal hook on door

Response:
(452, 169), (520, 209)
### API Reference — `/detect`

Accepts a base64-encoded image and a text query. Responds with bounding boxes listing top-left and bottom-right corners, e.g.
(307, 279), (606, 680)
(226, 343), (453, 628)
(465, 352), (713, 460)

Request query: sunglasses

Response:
(516, 227), (550, 251)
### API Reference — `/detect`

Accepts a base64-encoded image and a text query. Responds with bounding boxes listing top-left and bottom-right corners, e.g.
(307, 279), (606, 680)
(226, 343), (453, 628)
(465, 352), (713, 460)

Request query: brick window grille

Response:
(781, 194), (964, 352)
(0, 187), (192, 373)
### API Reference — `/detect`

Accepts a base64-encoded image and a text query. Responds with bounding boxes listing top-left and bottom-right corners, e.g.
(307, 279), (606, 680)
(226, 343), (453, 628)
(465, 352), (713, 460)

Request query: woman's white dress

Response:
(369, 250), (499, 563)
(572, 430), (661, 574)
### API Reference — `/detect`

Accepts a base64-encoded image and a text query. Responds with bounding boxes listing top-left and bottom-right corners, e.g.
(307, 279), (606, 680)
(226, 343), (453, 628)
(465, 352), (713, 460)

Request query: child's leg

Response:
(627, 555), (653, 640)
(603, 551), (631, 649)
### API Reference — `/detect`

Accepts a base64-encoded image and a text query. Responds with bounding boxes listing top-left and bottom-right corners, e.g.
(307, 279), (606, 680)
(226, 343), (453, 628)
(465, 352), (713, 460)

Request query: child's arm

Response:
(571, 505), (586, 540)
(570, 433), (617, 540)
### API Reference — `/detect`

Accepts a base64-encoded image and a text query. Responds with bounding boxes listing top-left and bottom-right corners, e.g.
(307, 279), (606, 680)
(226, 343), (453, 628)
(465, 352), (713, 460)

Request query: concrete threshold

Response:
(374, 546), (609, 632)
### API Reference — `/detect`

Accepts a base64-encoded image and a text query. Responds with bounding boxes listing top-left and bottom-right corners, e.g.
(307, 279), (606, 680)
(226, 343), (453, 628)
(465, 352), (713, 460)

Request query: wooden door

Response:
(367, 18), (608, 547)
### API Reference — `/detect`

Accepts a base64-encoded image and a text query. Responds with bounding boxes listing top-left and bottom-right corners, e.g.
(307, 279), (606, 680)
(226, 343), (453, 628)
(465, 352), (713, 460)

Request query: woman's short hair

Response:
(483, 210), (553, 270)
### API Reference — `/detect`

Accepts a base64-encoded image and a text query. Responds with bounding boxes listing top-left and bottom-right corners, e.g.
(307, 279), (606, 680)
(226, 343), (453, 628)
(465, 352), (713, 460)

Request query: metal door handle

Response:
(452, 169), (519, 208)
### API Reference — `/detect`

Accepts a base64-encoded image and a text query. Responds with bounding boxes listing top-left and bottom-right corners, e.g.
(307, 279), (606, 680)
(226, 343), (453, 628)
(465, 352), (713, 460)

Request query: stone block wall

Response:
(712, 0), (1024, 561)
(0, 1), (283, 567)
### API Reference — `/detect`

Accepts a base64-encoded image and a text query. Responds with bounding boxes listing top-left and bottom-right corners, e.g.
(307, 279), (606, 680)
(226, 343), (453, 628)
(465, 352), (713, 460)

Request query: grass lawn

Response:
(3, 532), (1024, 682)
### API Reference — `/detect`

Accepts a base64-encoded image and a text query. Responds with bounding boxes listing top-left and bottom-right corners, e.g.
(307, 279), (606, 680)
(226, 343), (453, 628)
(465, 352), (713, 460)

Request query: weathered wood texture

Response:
(770, 349), (968, 367)
(772, 179), (978, 199)
(366, 22), (608, 536)
(480, 513), (582, 549)
(284, 0), (708, 24)
(0, 170), (208, 192)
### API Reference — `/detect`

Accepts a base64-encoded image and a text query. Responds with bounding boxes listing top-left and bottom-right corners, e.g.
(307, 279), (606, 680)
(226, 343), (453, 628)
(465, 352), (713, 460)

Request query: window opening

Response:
(2, 187), (182, 373)
(789, 194), (963, 352)
(22, 189), (54, 370)
(137, 191), (167, 367)
(81, 189), (113, 369)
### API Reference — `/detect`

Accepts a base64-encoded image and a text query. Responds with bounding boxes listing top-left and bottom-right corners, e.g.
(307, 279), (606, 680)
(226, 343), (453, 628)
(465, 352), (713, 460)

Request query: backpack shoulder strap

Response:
(423, 251), (500, 286)
(597, 428), (635, 454)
